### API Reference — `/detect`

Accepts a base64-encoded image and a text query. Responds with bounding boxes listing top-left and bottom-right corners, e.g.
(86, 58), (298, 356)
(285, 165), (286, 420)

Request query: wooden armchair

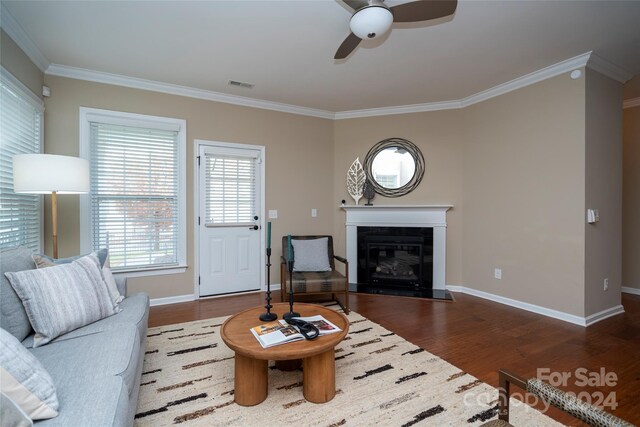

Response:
(480, 369), (633, 427)
(280, 235), (349, 314)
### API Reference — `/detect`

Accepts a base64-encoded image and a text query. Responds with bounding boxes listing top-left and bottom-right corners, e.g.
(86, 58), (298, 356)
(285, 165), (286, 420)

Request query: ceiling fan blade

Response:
(390, 0), (458, 23)
(341, 0), (369, 12)
(334, 33), (362, 59)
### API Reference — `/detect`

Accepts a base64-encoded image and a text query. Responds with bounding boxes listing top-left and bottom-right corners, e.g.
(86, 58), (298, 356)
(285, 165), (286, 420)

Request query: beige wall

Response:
(332, 111), (465, 285)
(3, 30), (626, 317)
(584, 69), (624, 315)
(623, 75), (640, 100)
(623, 105), (640, 290)
(42, 76), (335, 298)
(461, 73), (587, 316)
(0, 29), (43, 99)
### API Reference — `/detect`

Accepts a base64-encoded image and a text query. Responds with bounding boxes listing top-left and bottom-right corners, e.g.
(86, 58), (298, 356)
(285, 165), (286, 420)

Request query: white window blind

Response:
(0, 69), (43, 251)
(89, 122), (180, 270)
(204, 153), (257, 225)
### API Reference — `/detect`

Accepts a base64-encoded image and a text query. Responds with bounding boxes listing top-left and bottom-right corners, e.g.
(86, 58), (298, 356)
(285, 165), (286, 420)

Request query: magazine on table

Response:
(250, 315), (342, 348)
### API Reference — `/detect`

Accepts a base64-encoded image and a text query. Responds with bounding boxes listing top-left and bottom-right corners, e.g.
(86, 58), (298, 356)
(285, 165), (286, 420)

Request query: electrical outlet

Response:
(494, 268), (502, 280)
(604, 278), (609, 291)
(268, 210), (278, 219)
(311, 208), (317, 217)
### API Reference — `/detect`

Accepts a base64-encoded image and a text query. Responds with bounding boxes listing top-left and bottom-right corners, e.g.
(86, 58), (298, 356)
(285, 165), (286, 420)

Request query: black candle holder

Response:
(259, 248), (277, 322)
(283, 259), (300, 321)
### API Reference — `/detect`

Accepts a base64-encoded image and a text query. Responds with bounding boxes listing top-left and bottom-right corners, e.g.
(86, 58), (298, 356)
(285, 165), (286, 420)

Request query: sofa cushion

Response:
(292, 237), (331, 272)
(21, 292), (149, 349)
(0, 247), (35, 341)
(30, 324), (140, 401)
(0, 328), (58, 420)
(34, 376), (129, 427)
(5, 253), (119, 347)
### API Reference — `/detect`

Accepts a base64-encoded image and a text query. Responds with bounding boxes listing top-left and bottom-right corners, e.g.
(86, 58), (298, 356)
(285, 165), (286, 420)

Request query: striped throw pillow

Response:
(4, 253), (118, 347)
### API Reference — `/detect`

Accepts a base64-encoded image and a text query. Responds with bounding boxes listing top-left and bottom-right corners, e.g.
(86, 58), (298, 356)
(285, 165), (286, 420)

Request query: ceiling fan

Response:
(334, 0), (458, 59)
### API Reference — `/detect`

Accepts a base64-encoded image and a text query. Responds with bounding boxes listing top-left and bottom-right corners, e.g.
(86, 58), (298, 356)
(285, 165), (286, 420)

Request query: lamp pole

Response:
(51, 191), (58, 259)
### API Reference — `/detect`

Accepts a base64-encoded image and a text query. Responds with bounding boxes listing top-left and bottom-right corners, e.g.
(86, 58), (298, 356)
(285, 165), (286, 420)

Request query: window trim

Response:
(0, 66), (44, 252)
(79, 107), (187, 275)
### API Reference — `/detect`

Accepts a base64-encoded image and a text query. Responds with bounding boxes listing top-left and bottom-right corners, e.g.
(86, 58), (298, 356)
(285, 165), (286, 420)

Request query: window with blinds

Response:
(81, 108), (186, 273)
(0, 68), (43, 251)
(204, 153), (257, 225)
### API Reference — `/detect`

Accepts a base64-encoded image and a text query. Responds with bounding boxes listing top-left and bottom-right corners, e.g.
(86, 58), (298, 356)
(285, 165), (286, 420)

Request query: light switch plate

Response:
(268, 210), (278, 219)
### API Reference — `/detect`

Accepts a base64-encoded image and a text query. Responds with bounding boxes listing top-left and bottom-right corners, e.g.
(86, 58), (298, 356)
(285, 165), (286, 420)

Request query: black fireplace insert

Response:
(355, 226), (452, 300)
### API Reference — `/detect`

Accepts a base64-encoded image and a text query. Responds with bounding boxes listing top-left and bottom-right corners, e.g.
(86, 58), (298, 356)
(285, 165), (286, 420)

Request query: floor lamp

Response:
(13, 154), (89, 259)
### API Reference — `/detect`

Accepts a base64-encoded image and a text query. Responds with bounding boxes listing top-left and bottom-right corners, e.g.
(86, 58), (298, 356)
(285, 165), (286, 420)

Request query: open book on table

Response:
(250, 315), (342, 349)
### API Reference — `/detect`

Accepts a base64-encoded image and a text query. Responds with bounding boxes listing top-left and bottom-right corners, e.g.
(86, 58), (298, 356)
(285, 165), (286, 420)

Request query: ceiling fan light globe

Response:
(349, 6), (393, 40)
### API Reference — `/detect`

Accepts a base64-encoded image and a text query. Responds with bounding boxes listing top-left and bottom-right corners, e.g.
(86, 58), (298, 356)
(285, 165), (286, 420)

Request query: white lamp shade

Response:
(350, 6), (393, 40)
(13, 154), (90, 194)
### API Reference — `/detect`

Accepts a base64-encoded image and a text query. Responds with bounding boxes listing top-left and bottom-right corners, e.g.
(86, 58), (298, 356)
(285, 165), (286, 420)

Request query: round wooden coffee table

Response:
(220, 303), (349, 406)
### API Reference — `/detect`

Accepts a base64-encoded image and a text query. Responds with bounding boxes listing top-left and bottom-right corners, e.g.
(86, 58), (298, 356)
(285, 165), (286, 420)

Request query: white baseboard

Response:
(446, 285), (624, 327)
(622, 286), (640, 296)
(150, 285), (282, 307)
(150, 294), (195, 307)
(584, 305), (625, 326)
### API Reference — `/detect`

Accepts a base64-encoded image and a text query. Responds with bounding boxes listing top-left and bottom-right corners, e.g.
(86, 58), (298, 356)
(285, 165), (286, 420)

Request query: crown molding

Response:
(336, 52), (593, 119)
(0, 3), (49, 72)
(334, 100), (462, 119)
(623, 97), (640, 109)
(46, 64), (335, 119)
(587, 53), (634, 83)
(41, 52), (630, 120)
(460, 52), (592, 107)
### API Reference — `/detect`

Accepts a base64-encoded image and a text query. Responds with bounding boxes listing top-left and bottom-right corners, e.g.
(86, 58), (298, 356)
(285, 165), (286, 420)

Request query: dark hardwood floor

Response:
(149, 291), (640, 426)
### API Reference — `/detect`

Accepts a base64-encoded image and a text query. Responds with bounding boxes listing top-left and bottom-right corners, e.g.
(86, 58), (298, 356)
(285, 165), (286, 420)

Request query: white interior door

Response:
(198, 143), (262, 296)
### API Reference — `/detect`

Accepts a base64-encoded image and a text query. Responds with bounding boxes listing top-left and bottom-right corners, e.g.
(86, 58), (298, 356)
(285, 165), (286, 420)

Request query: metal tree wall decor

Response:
(347, 157), (366, 205)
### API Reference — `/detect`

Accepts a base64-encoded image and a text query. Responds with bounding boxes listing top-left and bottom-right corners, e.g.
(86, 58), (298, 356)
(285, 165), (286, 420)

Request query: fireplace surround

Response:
(342, 205), (452, 298)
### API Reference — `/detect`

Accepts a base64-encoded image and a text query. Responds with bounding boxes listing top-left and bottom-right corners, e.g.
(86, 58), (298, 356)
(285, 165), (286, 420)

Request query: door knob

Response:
(249, 225), (259, 230)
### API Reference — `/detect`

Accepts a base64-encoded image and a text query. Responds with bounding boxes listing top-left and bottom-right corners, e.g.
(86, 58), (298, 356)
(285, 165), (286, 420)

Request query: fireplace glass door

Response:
(357, 227), (433, 293)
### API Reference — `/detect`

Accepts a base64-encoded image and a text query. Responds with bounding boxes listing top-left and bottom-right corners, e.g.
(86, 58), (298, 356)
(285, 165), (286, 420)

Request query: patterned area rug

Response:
(135, 304), (560, 426)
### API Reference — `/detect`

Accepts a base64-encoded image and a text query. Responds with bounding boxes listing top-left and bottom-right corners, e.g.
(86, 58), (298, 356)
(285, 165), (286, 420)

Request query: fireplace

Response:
(357, 227), (433, 292)
(342, 205), (453, 300)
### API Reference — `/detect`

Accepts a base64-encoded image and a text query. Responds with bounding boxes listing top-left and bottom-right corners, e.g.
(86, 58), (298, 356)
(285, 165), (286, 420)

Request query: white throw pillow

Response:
(5, 253), (119, 347)
(291, 238), (331, 272)
(102, 259), (124, 305)
(0, 328), (58, 420)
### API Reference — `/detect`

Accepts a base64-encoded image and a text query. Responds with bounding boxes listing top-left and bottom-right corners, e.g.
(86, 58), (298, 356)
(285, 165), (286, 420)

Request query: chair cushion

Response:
(291, 238), (331, 272)
(5, 253), (119, 347)
(285, 270), (347, 293)
(0, 328), (58, 420)
(0, 247), (35, 341)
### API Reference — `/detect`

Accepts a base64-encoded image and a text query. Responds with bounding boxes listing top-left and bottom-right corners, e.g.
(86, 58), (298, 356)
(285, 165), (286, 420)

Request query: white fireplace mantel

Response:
(342, 205), (452, 290)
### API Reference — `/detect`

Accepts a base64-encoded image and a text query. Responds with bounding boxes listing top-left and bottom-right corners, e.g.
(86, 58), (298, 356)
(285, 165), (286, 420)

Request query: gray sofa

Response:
(1, 246), (150, 427)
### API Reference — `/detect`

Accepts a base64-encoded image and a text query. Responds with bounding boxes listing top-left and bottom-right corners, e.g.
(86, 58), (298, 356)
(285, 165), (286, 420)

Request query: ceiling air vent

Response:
(228, 80), (254, 89)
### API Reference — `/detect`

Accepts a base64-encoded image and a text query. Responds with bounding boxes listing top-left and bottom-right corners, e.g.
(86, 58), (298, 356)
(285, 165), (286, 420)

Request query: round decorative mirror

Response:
(363, 138), (425, 197)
